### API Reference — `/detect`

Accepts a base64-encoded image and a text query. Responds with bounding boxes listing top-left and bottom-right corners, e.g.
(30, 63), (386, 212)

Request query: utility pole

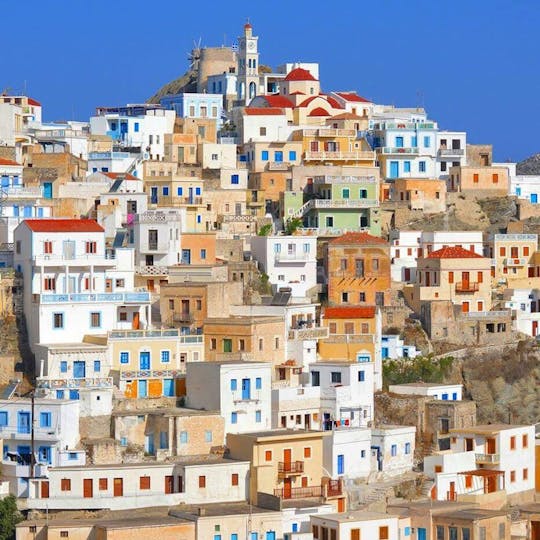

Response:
(30, 390), (36, 479)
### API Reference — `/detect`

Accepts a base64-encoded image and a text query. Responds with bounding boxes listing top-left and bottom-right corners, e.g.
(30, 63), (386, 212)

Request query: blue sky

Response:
(2, 0), (539, 161)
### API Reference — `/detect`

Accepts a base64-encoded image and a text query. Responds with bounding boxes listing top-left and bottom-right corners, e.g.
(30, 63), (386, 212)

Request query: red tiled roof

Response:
(27, 98), (41, 106)
(284, 68), (317, 82)
(324, 306), (376, 319)
(102, 172), (138, 180)
(308, 107), (330, 117)
(427, 246), (483, 259)
(326, 96), (344, 109)
(335, 92), (371, 103)
(244, 107), (285, 116)
(0, 158), (21, 166)
(265, 95), (294, 108)
(330, 112), (363, 120)
(331, 232), (388, 245)
(24, 219), (104, 233)
(289, 91), (305, 96)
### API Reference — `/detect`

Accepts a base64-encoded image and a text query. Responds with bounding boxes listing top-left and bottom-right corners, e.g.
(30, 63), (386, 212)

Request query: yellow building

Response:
(408, 246), (492, 314)
(291, 127), (375, 167)
(319, 306), (380, 364)
(491, 233), (538, 285)
(227, 429), (345, 511)
(105, 328), (204, 398)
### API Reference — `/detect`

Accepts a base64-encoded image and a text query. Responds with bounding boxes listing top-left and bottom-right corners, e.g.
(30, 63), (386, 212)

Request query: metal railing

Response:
(275, 252), (311, 263)
(37, 291), (150, 303)
(278, 461), (304, 475)
(304, 151), (374, 161)
(172, 312), (194, 323)
(475, 453), (500, 464)
(438, 148), (464, 156)
(288, 326), (329, 340)
(273, 485), (322, 499)
(120, 369), (183, 380)
(36, 377), (113, 389)
(503, 258), (527, 267)
(109, 329), (192, 339)
(380, 147), (419, 154)
(455, 282), (479, 293)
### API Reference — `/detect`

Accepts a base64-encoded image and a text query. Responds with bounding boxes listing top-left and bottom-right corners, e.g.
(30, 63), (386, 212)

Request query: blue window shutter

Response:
(261, 150), (269, 161)
(195, 187), (201, 195)
(231, 412), (238, 424)
(94, 360), (101, 372)
(230, 379), (237, 391)
(288, 150), (296, 161)
(60, 361), (67, 373)
(56, 390), (64, 399)
(177, 187), (183, 196)
(231, 174), (239, 184)
(404, 161), (411, 173)
(0, 411), (7, 426)
(255, 377), (262, 390)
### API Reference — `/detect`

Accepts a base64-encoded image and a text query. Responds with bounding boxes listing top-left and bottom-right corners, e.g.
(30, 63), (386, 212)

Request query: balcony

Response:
(232, 390), (261, 403)
(274, 252), (311, 263)
(273, 485), (322, 499)
(32, 252), (116, 266)
(135, 265), (169, 276)
(35, 291), (150, 304)
(172, 312), (194, 323)
(288, 326), (329, 340)
(325, 479), (343, 498)
(36, 377), (113, 389)
(455, 282), (479, 293)
(278, 461), (304, 477)
(302, 128), (356, 137)
(306, 198), (378, 210)
(144, 242), (169, 253)
(304, 151), (374, 161)
(438, 148), (464, 156)
(503, 258), (527, 267)
(5, 186), (43, 198)
(475, 453), (500, 464)
(120, 368), (184, 380)
(314, 175), (377, 185)
(380, 146), (419, 155)
(109, 329), (202, 343)
(267, 161), (291, 171)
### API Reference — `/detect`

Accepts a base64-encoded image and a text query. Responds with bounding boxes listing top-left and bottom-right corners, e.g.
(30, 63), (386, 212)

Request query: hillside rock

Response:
(517, 153), (540, 175)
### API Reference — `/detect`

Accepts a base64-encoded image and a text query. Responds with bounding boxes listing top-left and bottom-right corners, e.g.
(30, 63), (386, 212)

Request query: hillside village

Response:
(2, 20), (540, 540)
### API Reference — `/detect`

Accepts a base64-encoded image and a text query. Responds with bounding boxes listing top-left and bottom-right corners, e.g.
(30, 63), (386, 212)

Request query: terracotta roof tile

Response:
(308, 107), (330, 117)
(324, 306), (376, 319)
(27, 98), (41, 106)
(0, 158), (21, 166)
(24, 219), (104, 233)
(102, 172), (138, 180)
(330, 232), (387, 245)
(284, 68), (317, 82)
(264, 95), (294, 108)
(244, 107), (285, 116)
(335, 92), (371, 103)
(427, 246), (483, 259)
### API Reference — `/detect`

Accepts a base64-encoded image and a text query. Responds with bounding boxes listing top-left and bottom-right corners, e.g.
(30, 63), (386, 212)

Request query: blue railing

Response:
(40, 292), (150, 303)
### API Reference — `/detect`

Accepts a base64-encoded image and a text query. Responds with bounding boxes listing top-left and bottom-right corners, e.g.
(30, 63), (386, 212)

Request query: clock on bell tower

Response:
(237, 21), (260, 105)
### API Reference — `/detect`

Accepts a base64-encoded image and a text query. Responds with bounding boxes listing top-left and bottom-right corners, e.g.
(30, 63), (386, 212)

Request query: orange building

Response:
(449, 165), (509, 193)
(391, 178), (446, 213)
(326, 232), (391, 306)
(319, 306), (380, 365)
(180, 232), (217, 265)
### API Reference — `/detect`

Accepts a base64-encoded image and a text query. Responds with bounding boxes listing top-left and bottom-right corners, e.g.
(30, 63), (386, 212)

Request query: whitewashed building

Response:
(250, 235), (318, 298)
(389, 383), (463, 401)
(371, 426), (416, 476)
(323, 427), (372, 479)
(504, 288), (540, 337)
(381, 335), (420, 360)
(186, 361), (272, 434)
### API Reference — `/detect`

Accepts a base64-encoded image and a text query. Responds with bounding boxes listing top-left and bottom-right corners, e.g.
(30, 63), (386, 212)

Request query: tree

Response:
(0, 495), (23, 540)
(382, 354), (454, 390)
(257, 223), (273, 236)
(285, 217), (303, 235)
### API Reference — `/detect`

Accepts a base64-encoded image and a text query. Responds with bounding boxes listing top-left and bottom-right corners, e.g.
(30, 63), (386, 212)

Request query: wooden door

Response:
(449, 481), (456, 501)
(83, 478), (93, 498)
(283, 449), (292, 465)
(337, 497), (345, 513)
(462, 302), (470, 313)
(132, 311), (140, 330)
(487, 438), (496, 454)
(462, 271), (470, 288)
(165, 475), (174, 494)
(283, 477), (292, 499)
(531, 521), (540, 540)
(487, 475), (497, 493)
(113, 477), (123, 496)
(105, 279), (113, 292)
(41, 481), (49, 499)
(533, 321), (538, 337)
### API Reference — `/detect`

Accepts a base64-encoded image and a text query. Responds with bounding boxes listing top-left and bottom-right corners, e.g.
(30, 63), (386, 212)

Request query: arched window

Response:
(249, 82), (256, 99)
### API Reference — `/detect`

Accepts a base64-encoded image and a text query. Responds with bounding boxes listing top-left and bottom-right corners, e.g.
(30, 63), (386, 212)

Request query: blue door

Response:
(145, 434), (154, 454)
(163, 379), (174, 397)
(418, 528), (427, 540)
(181, 249), (191, 264)
(139, 379), (148, 398)
(242, 378), (251, 400)
(382, 347), (389, 359)
(17, 412), (31, 434)
(69, 389), (79, 400)
(150, 187), (158, 204)
(531, 193), (538, 204)
(43, 182), (53, 199)
(337, 454), (344, 475)
(265, 533), (276, 540)
(23, 206), (32, 217)
(139, 352), (150, 370)
(17, 445), (31, 459)
(73, 361), (86, 379)
(389, 161), (399, 179)
(516, 187), (521, 196)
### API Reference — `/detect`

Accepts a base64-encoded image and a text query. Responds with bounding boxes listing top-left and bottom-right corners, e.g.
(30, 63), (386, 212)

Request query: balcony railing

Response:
(503, 258), (527, 267)
(438, 148), (464, 156)
(109, 329), (198, 340)
(36, 291), (150, 304)
(475, 453), (500, 464)
(5, 186), (43, 198)
(288, 326), (329, 340)
(120, 369), (183, 380)
(273, 485), (322, 499)
(232, 390), (261, 403)
(275, 252), (311, 263)
(304, 151), (374, 161)
(325, 479), (343, 498)
(36, 377), (113, 389)
(134, 265), (169, 276)
(267, 161), (290, 171)
(144, 242), (169, 253)
(380, 146), (419, 155)
(313, 175), (377, 185)
(455, 282), (479, 293)
(173, 312), (194, 323)
(278, 461), (304, 476)
(305, 198), (377, 210)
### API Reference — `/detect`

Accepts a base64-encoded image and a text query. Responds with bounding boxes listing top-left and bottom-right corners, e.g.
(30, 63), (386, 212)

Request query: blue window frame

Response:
(292, 524), (298, 532)
(214, 535), (222, 540)
(180, 431), (188, 443)
(134, 122), (140, 132)
(0, 411), (7, 426)
(60, 361), (68, 373)
(337, 454), (344, 474)
(255, 410), (261, 423)
(261, 150), (269, 161)
(251, 533), (258, 540)
(442, 393), (448, 400)
(161, 350), (170, 363)
(231, 535), (238, 540)
(357, 354), (371, 363)
(395, 136), (404, 148)
(411, 135), (417, 147)
(120, 352), (129, 364)
(68, 452), (78, 460)
(195, 187), (201, 195)
(405, 442), (411, 454)
(255, 377), (262, 390)
(288, 150), (297, 161)
(358, 370), (365, 382)
(177, 186), (183, 196)
(231, 174), (239, 185)
(391, 444), (397, 456)
(231, 412), (238, 424)
(452, 392), (458, 400)
(404, 526), (411, 536)
(230, 379), (237, 391)
(94, 360), (101, 372)
(56, 390), (64, 399)
(200, 249), (206, 260)
(120, 437), (127, 446)
(1, 175), (9, 187)
(69, 389), (80, 400)
(423, 136), (430, 148)
(419, 161), (426, 173)
(404, 161), (411, 173)
(205, 430), (212, 442)
(197, 214), (202, 224)
(274, 243), (281, 253)
(163, 379), (174, 396)
(274, 151), (283, 162)
(38, 446), (51, 464)
(160, 431), (168, 449)
(17, 412), (31, 434)
(40, 412), (52, 428)
(163, 186), (169, 196)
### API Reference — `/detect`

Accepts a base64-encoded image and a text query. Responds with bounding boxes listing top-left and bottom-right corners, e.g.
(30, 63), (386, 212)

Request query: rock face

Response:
(517, 153), (540, 175)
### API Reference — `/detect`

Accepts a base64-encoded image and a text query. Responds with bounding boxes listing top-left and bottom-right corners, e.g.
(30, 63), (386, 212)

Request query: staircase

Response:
(290, 199), (315, 219)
